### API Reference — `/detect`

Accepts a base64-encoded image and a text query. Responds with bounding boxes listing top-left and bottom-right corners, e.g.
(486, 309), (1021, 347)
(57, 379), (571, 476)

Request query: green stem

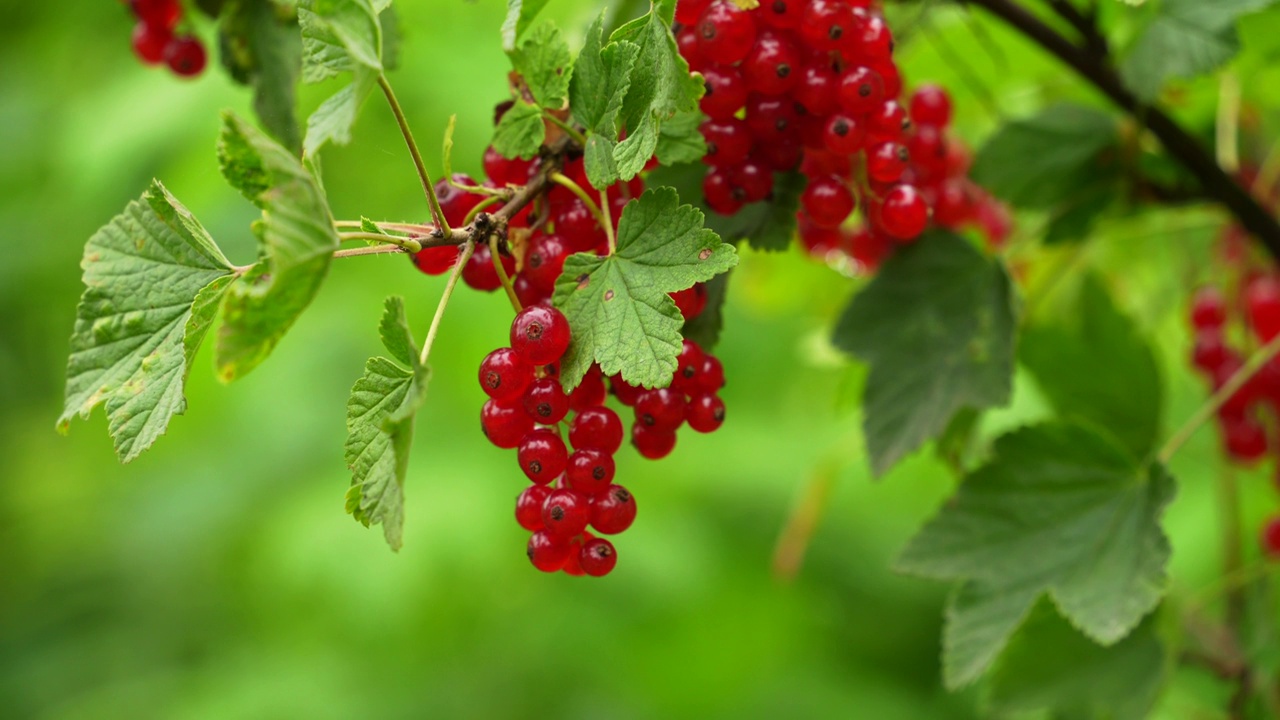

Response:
(333, 244), (410, 259)
(549, 171), (614, 251)
(377, 74), (449, 236)
(463, 195), (504, 227)
(338, 232), (422, 252)
(334, 220), (434, 235)
(489, 233), (523, 313)
(419, 241), (476, 367)
(541, 111), (588, 146)
(601, 190), (616, 255)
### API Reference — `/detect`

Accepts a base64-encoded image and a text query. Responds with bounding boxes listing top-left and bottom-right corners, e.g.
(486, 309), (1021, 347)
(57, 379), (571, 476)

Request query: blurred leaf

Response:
(1121, 0), (1279, 102)
(344, 296), (428, 552)
(1021, 274), (1162, 460)
(935, 407), (980, 473)
(492, 101), (546, 160)
(681, 271), (729, 350)
(58, 181), (235, 462)
(943, 579), (1041, 689)
(552, 188), (736, 391)
(1042, 181), (1117, 245)
(970, 104), (1119, 209)
(380, 3), (401, 71)
(655, 109), (707, 166)
(298, 0), (393, 156)
(897, 422), (1175, 646)
(219, 0), (303, 154)
(509, 22), (573, 109)
(304, 67), (377, 156)
(501, 0), (551, 52)
(988, 605), (1166, 719)
(215, 113), (339, 381)
(610, 0), (703, 180)
(832, 232), (1016, 476)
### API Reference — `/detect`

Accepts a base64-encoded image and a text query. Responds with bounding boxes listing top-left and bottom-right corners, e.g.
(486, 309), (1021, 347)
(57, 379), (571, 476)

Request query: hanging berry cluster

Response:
(124, 0), (207, 77)
(674, 0), (1010, 270)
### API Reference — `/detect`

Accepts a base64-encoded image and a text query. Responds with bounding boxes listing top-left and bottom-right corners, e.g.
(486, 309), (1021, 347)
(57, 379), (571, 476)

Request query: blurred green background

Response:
(3, 1), (1280, 718)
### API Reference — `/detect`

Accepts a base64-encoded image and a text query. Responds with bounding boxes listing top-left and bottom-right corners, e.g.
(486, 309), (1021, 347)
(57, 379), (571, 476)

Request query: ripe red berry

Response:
(744, 94), (799, 142)
(1246, 277), (1280, 342)
(483, 146), (536, 187)
(517, 429), (568, 485)
(671, 283), (709, 321)
(696, 354), (725, 394)
(701, 118), (753, 168)
(1261, 515), (1280, 558)
(933, 178), (975, 227)
(164, 36), (207, 77)
(510, 305), (572, 365)
(857, 13), (894, 62)
(131, 22), (172, 65)
(461, 243), (515, 292)
(635, 388), (687, 432)
(527, 530), (571, 572)
(130, 0), (181, 28)
(909, 84), (953, 128)
(579, 538), (618, 577)
(632, 423), (678, 460)
(703, 167), (744, 215)
(411, 245), (460, 276)
(879, 184), (929, 240)
(700, 65), (750, 120)
(1223, 417), (1268, 462)
(686, 393), (726, 433)
(523, 233), (570, 295)
(610, 375), (644, 406)
(590, 485), (637, 534)
(800, 0), (855, 51)
(1190, 287), (1228, 330)
(866, 141), (909, 183)
(568, 370), (607, 412)
(522, 377), (570, 424)
(742, 31), (800, 96)
(479, 347), (535, 403)
(908, 125), (949, 179)
(566, 448), (616, 497)
(837, 66), (885, 115)
(696, 1), (758, 65)
(436, 174), (485, 226)
(793, 61), (840, 117)
(822, 115), (867, 155)
(541, 488), (591, 538)
(801, 176), (856, 229)
(675, 0), (713, 25)
(760, 0), (803, 28)
(570, 407), (625, 454)
(730, 161), (774, 203)
(481, 399), (535, 449)
(867, 100), (911, 142)
(671, 339), (706, 395)
(516, 485), (552, 531)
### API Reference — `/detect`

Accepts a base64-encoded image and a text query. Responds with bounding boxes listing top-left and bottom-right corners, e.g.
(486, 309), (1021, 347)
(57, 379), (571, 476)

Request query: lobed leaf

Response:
(570, 15), (640, 137)
(218, 0), (304, 154)
(508, 21), (573, 109)
(298, 0), (393, 156)
(501, 0), (550, 52)
(492, 101), (547, 161)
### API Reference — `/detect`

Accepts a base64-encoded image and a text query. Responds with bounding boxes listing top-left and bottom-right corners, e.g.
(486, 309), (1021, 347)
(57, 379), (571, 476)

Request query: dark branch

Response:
(960, 0), (1280, 260)
(1045, 0), (1108, 57)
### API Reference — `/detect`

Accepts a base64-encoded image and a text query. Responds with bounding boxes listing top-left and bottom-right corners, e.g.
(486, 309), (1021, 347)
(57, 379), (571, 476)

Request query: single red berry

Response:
(837, 65), (885, 116)
(516, 485), (552, 531)
(590, 485), (637, 534)
(553, 198), (606, 253)
(675, 0), (714, 26)
(483, 146), (537, 187)
(513, 273), (549, 308)
(879, 184), (929, 240)
(568, 369), (607, 412)
(164, 35), (207, 77)
(610, 375), (644, 406)
(131, 21), (172, 65)
(857, 14), (894, 62)
(1223, 417), (1268, 462)
(801, 176), (856, 229)
(866, 141), (909, 183)
(566, 448), (616, 497)
(632, 424), (678, 459)
(702, 167), (744, 216)
(909, 84), (953, 128)
(436, 174), (485, 226)
(635, 388), (687, 432)
(744, 94), (799, 142)
(907, 125), (949, 179)
(671, 283), (709, 321)
(741, 31), (800, 96)
(580, 537), (618, 577)
(730, 161), (774, 203)
(696, 0), (758, 65)
(1261, 515), (1280, 559)
(760, 0), (803, 29)
(701, 118), (753, 168)
(570, 407), (625, 454)
(677, 25), (707, 71)
(933, 178), (975, 227)
(411, 245), (460, 276)
(800, 0), (855, 51)
(481, 399), (534, 449)
(823, 115), (867, 155)
(695, 354), (725, 393)
(527, 530), (571, 572)
(1247, 277), (1280, 342)
(686, 393), (726, 433)
(867, 100), (911, 142)
(522, 377), (570, 424)
(541, 488), (591, 538)
(1190, 287), (1228, 330)
(461, 243), (515, 292)
(793, 61), (840, 116)
(700, 65), (750, 120)
(478, 347), (535, 403)
(523, 233), (570, 295)
(130, 0), (181, 28)
(510, 305), (572, 365)
(517, 429), (568, 485)
(671, 339), (706, 395)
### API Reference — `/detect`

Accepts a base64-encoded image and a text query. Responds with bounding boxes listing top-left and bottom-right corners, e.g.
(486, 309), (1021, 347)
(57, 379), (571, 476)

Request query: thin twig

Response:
(377, 74), (449, 236)
(338, 232), (422, 252)
(333, 244), (411, 259)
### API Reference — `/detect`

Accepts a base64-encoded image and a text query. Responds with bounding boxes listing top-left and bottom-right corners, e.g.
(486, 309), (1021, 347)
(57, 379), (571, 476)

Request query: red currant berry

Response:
(522, 377), (570, 424)
(686, 393), (726, 433)
(866, 141), (910, 183)
(908, 125), (949, 179)
(1223, 417), (1268, 462)
(820, 115), (864, 155)
(671, 283), (710, 321)
(541, 488), (591, 538)
(510, 305), (572, 365)
(1261, 515), (1280, 559)
(800, 0), (855, 51)
(1190, 287), (1228, 330)
(580, 538), (618, 577)
(801, 149), (853, 178)
(742, 31), (800, 96)
(527, 530), (571, 572)
(793, 61), (840, 116)
(745, 94), (799, 142)
(411, 244), (460, 276)
(867, 100), (911, 142)
(671, 339), (706, 395)
(676, 25), (707, 72)
(696, 0), (758, 65)
(131, 21), (172, 65)
(760, 0), (803, 29)
(730, 161), (774, 203)
(801, 176), (856, 229)
(703, 167), (744, 216)
(568, 369), (607, 412)
(857, 14), (894, 62)
(879, 184), (929, 240)
(1191, 331), (1230, 374)
(676, 0), (713, 26)
(483, 146), (536, 186)
(130, 0), (181, 28)
(635, 388), (687, 432)
(701, 118), (753, 168)
(523, 233), (570, 294)
(479, 347), (535, 403)
(481, 399), (534, 449)
(837, 65), (885, 115)
(590, 485), (637, 534)
(516, 485), (552, 531)
(436, 173), (485, 226)
(1247, 277), (1280, 342)
(933, 178), (975, 227)
(696, 354), (725, 393)
(570, 407), (625, 454)
(462, 243), (515, 292)
(513, 273), (549, 308)
(632, 424), (678, 459)
(610, 375), (644, 406)
(517, 429), (569, 485)
(164, 36), (207, 77)
(909, 84), (953, 128)
(700, 65), (750, 120)
(566, 448), (616, 497)
(553, 198), (606, 253)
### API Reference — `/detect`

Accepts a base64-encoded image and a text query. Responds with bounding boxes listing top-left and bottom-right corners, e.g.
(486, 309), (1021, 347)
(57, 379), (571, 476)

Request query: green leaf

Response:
(1121, 0), (1278, 102)
(501, 0), (551, 52)
(509, 21), (573, 109)
(970, 104), (1119, 209)
(299, 0), (392, 155)
(570, 15), (640, 135)
(896, 422), (1175, 651)
(680, 270), (729, 350)
(655, 109), (707, 166)
(492, 101), (546, 161)
(988, 604), (1166, 719)
(344, 297), (429, 551)
(942, 579), (1042, 689)
(59, 181), (236, 462)
(583, 133), (621, 190)
(303, 66), (377, 156)
(215, 113), (339, 381)
(218, 0), (304, 154)
(832, 232), (1017, 476)
(610, 0), (704, 180)
(1042, 180), (1117, 245)
(552, 187), (737, 390)
(1021, 274), (1162, 460)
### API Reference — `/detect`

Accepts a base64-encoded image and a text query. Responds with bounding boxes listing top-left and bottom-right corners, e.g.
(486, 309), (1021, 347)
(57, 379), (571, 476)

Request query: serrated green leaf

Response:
(570, 15), (640, 135)
(501, 0), (551, 52)
(552, 187), (737, 390)
(655, 109), (707, 166)
(1121, 0), (1278, 102)
(680, 270), (728, 350)
(345, 296), (428, 551)
(509, 21), (573, 109)
(970, 104), (1119, 210)
(942, 579), (1041, 689)
(215, 113), (339, 381)
(299, 0), (383, 82)
(610, 0), (704, 180)
(492, 101), (546, 161)
(59, 181), (236, 462)
(988, 604), (1166, 719)
(218, 0), (303, 154)
(1021, 274), (1162, 460)
(584, 133), (621, 189)
(303, 66), (377, 156)
(832, 232), (1016, 476)
(897, 422), (1175, 648)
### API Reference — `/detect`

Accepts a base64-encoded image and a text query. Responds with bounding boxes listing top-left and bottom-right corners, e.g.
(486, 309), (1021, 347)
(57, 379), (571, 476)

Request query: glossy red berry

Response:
(696, 354), (725, 394)
(908, 125), (949, 179)
(686, 393), (726, 433)
(671, 283), (709, 321)
(909, 84), (953, 128)
(479, 347), (535, 403)
(590, 485), (637, 534)
(579, 538), (618, 577)
(800, 0), (855, 51)
(879, 184), (929, 240)
(701, 118), (753, 168)
(1190, 287), (1228, 330)
(801, 176), (856, 229)
(523, 234), (570, 294)
(744, 94), (799, 142)
(635, 388), (687, 432)
(566, 448), (616, 497)
(522, 377), (570, 424)
(696, 1), (758, 65)
(481, 399), (535, 449)
(730, 161), (774, 203)
(164, 36), (207, 77)
(742, 31), (800, 96)
(510, 305), (572, 365)
(793, 62), (840, 117)
(866, 142), (909, 183)
(568, 370), (607, 412)
(483, 146), (536, 187)
(857, 14), (894, 62)
(436, 174), (485, 226)
(541, 488), (591, 538)
(131, 22), (172, 65)
(527, 530), (571, 572)
(933, 178), (975, 227)
(671, 339), (706, 395)
(837, 66), (885, 116)
(516, 485), (552, 531)
(868, 100), (911, 142)
(1261, 515), (1280, 558)
(1246, 277), (1280, 342)
(703, 167), (744, 216)
(700, 65), (750, 120)
(570, 407), (625, 454)
(461, 243), (515, 292)
(517, 429), (568, 485)
(632, 424), (678, 459)
(823, 115), (867, 155)
(411, 245), (459, 276)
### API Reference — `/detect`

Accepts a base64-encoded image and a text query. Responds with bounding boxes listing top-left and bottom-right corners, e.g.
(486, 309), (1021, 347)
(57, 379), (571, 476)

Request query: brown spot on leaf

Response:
(699, 248), (713, 261)
(604, 289), (615, 301)
(576, 274), (590, 290)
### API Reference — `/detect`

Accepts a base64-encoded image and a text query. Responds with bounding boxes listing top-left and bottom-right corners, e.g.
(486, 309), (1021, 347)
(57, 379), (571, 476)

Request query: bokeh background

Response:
(3, 1), (1280, 718)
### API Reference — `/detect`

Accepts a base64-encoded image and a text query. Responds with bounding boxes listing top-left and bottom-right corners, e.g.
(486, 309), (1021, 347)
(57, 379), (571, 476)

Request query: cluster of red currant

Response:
(124, 0), (207, 77)
(674, 0), (1010, 271)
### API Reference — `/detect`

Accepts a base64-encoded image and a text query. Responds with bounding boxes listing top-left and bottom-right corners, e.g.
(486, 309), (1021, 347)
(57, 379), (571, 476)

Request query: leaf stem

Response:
(334, 220), (435, 235)
(338, 232), (423, 252)
(333, 244), (410, 259)
(541, 110), (588, 146)
(1158, 332), (1280, 463)
(489, 233), (523, 313)
(549, 171), (614, 251)
(377, 73), (450, 236)
(601, 190), (616, 255)
(420, 241), (476, 367)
